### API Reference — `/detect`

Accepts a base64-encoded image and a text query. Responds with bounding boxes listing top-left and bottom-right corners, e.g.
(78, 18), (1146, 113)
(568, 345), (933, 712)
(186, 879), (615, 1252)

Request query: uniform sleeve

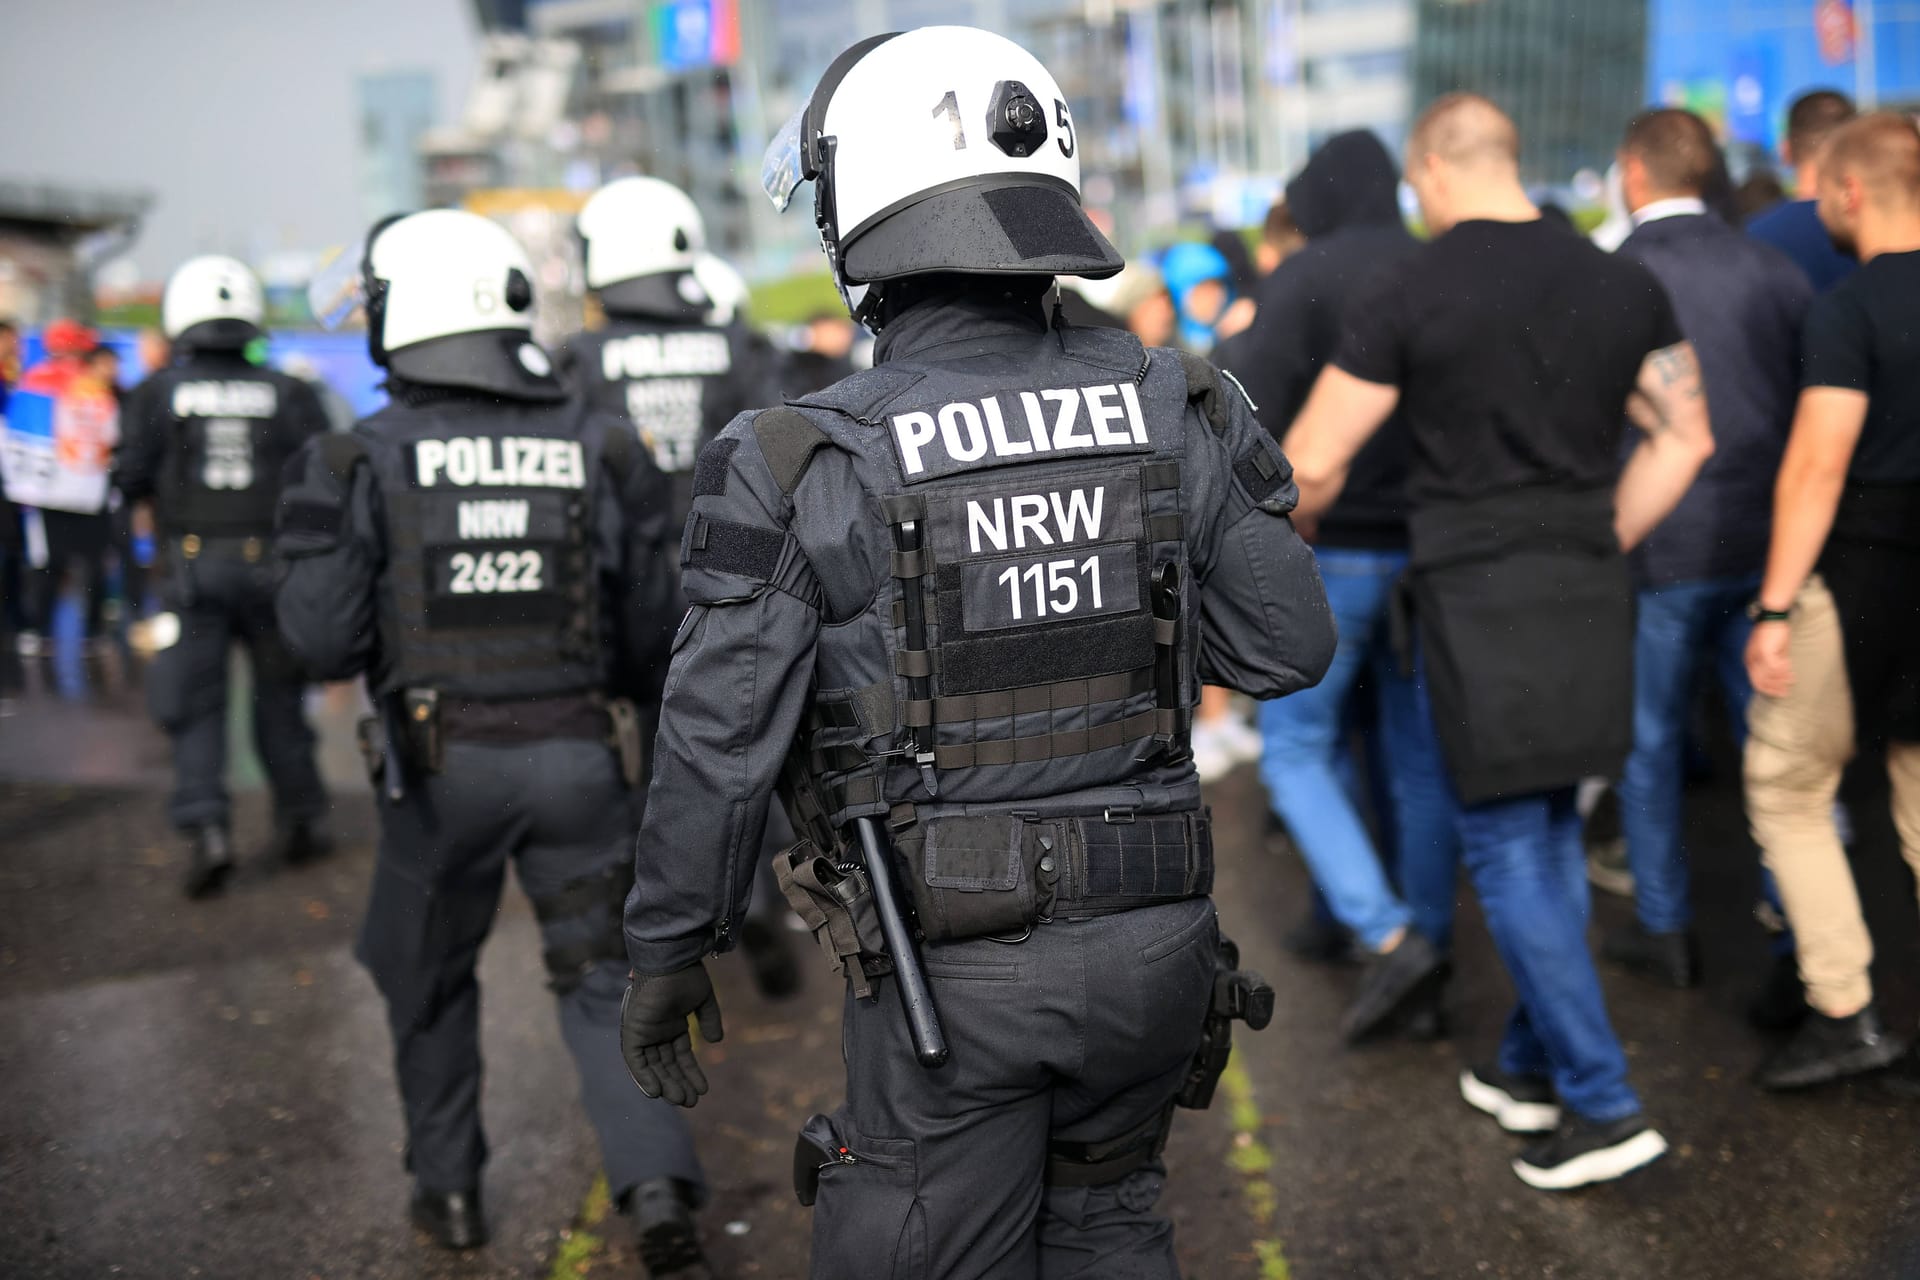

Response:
(1800, 289), (1871, 392)
(623, 418), (824, 975)
(1188, 369), (1336, 698)
(597, 425), (679, 701)
(111, 377), (167, 503)
(273, 435), (382, 681)
(1331, 268), (1411, 388)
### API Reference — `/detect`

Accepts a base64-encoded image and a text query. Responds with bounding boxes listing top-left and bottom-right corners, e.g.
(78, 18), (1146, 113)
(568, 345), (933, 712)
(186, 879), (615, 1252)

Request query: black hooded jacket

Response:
(1216, 130), (1416, 547)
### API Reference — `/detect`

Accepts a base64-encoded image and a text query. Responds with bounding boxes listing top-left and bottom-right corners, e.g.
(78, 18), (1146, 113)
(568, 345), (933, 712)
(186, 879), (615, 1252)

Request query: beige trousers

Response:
(1743, 576), (1920, 1016)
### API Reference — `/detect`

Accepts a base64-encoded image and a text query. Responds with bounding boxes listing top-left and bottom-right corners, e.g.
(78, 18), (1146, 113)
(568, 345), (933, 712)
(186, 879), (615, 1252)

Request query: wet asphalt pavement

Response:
(1, 655), (1916, 1279)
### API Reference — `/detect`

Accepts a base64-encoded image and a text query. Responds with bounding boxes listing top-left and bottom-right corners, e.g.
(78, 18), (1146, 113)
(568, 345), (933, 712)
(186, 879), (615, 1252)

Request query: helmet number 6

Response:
(1055, 100), (1075, 159)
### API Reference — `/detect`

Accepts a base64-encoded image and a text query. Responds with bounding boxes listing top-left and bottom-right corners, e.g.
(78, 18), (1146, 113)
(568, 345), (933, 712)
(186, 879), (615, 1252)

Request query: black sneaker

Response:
(182, 826), (234, 900)
(1602, 924), (1700, 989)
(1883, 1038), (1920, 1100)
(624, 1177), (710, 1279)
(1281, 910), (1363, 966)
(1756, 1005), (1906, 1091)
(410, 1184), (487, 1250)
(1747, 952), (1810, 1032)
(270, 819), (334, 867)
(1342, 929), (1448, 1043)
(1459, 1064), (1561, 1134)
(1512, 1114), (1668, 1190)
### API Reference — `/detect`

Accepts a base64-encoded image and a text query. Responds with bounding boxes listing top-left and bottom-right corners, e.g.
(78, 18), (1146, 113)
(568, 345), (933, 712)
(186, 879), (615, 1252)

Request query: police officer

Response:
(566, 178), (801, 998)
(563, 177), (772, 532)
(116, 255), (330, 898)
(274, 211), (711, 1274)
(618, 27), (1335, 1277)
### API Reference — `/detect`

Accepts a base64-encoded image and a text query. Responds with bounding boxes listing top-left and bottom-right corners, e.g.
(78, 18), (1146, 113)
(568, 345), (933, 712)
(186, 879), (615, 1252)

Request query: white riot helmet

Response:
(577, 177), (710, 319)
(162, 255), (265, 348)
(762, 26), (1122, 325)
(353, 209), (560, 398)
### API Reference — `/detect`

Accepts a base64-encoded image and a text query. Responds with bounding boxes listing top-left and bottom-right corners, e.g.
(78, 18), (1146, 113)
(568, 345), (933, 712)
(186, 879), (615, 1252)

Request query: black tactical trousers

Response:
(359, 738), (705, 1201)
(147, 553), (323, 832)
(811, 896), (1217, 1279)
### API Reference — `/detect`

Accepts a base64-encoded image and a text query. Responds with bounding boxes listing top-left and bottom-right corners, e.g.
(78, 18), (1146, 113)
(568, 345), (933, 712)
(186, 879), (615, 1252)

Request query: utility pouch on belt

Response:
(401, 688), (444, 775)
(354, 715), (386, 787)
(605, 697), (645, 788)
(774, 839), (892, 999)
(1178, 935), (1275, 1111)
(892, 814), (1061, 944)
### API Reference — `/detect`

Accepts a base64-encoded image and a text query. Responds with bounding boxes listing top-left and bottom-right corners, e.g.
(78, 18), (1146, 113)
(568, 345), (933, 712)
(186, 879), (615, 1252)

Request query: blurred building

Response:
(1414, 0), (1648, 184)
(1650, 0), (1920, 170)
(0, 182), (151, 325)
(358, 72), (438, 223)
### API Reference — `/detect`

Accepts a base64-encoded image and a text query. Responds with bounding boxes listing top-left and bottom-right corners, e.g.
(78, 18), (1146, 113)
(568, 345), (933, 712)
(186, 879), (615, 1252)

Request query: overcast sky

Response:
(0, 0), (479, 281)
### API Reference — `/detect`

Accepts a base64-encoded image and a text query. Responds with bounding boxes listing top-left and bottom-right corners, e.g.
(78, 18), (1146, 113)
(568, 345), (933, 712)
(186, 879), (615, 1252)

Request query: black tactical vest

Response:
(151, 359), (311, 538)
(566, 316), (746, 529)
(358, 396), (625, 701)
(734, 326), (1198, 825)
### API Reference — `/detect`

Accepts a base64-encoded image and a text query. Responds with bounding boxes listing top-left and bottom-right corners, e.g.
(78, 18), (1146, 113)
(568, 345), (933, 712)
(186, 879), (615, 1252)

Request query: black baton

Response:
(853, 816), (949, 1068)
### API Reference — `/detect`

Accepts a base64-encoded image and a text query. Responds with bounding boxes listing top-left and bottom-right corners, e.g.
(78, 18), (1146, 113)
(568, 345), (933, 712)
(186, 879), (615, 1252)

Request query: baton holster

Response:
(1177, 935), (1275, 1111)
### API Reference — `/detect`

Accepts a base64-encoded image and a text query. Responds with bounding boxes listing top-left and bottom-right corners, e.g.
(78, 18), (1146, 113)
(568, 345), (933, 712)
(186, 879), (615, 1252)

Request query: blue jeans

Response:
(1259, 547), (1458, 951)
(1406, 647), (1641, 1123)
(1618, 575), (1758, 933)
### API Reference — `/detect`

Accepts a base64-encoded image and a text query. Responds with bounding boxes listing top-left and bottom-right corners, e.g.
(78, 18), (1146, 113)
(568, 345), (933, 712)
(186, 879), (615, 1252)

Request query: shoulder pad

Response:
(317, 432), (367, 483)
(752, 406), (833, 496)
(790, 365), (926, 423)
(1057, 324), (1149, 377)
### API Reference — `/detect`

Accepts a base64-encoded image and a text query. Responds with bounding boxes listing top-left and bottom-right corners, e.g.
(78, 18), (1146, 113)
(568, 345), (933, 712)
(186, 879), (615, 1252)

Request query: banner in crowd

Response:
(0, 366), (119, 514)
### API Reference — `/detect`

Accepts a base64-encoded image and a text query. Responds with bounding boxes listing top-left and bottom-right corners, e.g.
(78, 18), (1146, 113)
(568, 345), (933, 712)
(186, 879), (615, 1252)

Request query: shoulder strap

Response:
(318, 432), (367, 484)
(1173, 350), (1232, 437)
(753, 406), (833, 496)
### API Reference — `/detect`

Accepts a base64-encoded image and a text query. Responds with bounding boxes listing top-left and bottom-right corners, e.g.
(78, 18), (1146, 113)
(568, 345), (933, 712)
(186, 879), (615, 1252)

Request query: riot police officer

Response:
(116, 255), (330, 898)
(274, 210), (711, 1274)
(563, 176), (772, 531)
(566, 177), (800, 998)
(619, 27), (1335, 1278)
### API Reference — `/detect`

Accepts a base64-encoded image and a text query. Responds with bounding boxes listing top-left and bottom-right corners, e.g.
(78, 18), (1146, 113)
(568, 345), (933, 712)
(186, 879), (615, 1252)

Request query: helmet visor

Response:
(761, 103), (810, 213)
(306, 238), (369, 330)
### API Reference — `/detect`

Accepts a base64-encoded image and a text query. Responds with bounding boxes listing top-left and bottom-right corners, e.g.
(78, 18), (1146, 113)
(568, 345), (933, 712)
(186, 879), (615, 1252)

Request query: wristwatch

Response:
(1746, 600), (1793, 623)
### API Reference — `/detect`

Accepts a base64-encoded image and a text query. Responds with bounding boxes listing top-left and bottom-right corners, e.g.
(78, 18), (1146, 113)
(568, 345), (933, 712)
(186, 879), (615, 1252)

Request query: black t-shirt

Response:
(1800, 248), (1920, 548)
(1335, 218), (1683, 507)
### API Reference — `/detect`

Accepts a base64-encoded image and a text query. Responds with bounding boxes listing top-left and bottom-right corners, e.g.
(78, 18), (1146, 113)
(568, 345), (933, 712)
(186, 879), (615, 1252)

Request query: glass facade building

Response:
(1413, 0), (1648, 183)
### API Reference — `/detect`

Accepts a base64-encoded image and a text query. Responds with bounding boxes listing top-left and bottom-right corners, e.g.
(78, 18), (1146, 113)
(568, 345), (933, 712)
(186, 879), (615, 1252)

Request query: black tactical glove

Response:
(620, 963), (724, 1108)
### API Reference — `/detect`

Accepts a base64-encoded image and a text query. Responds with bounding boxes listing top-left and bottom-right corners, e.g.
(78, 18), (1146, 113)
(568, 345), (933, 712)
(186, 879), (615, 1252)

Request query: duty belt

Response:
(175, 533), (267, 562)
(437, 692), (611, 744)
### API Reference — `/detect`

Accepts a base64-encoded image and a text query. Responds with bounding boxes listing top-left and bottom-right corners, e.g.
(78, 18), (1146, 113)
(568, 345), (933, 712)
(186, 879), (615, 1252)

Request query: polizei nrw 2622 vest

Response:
(359, 397), (628, 701)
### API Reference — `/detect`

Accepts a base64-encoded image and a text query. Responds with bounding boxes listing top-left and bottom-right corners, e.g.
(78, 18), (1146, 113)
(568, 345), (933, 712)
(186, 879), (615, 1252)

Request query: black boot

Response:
(1601, 923), (1700, 989)
(739, 917), (802, 1000)
(1342, 929), (1449, 1043)
(270, 818), (334, 867)
(410, 1185), (487, 1250)
(1756, 1004), (1905, 1091)
(623, 1178), (709, 1279)
(182, 826), (234, 900)
(1747, 951), (1810, 1032)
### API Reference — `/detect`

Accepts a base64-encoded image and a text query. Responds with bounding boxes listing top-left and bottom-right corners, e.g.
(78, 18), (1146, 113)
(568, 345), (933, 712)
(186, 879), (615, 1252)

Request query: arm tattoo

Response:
(1648, 344), (1704, 399)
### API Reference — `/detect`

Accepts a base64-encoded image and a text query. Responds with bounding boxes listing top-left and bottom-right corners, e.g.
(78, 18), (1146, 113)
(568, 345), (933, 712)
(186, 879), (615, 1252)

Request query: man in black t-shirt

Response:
(1285, 94), (1716, 1190)
(1742, 113), (1920, 1095)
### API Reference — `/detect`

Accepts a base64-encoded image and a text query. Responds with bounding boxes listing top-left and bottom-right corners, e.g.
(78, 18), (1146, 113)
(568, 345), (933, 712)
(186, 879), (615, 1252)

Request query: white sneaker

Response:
(15, 631), (42, 657)
(1214, 714), (1265, 765)
(1191, 725), (1234, 783)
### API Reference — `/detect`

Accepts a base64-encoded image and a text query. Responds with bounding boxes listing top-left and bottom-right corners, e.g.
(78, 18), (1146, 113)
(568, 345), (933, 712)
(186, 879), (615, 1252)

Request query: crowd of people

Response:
(3, 27), (1919, 1271)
